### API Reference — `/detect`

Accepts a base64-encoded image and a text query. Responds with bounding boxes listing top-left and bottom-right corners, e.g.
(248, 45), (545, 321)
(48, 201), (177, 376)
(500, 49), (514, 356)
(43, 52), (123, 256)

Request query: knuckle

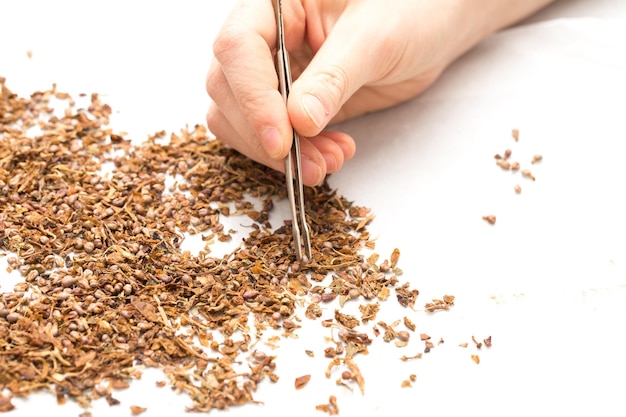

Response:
(205, 107), (223, 140)
(205, 67), (222, 99)
(315, 64), (351, 103)
(212, 23), (246, 63)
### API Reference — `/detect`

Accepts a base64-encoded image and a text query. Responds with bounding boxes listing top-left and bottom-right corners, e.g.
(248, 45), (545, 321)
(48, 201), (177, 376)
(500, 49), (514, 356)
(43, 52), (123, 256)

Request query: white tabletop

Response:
(2, 1), (626, 416)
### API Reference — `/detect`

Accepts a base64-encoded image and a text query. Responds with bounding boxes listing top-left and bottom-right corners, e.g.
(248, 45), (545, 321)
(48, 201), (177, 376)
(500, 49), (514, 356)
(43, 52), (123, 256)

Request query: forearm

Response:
(470, 0), (556, 37)
(441, 0), (555, 68)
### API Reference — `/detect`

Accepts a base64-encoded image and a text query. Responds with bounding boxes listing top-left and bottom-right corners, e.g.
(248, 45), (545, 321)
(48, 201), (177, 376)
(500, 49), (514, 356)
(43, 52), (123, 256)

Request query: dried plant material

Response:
(389, 248), (400, 268)
(0, 80), (460, 413)
(335, 378), (353, 392)
(521, 169), (536, 181)
(396, 330), (410, 342)
(400, 352), (422, 361)
(401, 379), (412, 388)
(403, 316), (416, 331)
(496, 159), (511, 171)
(0, 393), (15, 412)
(130, 405), (147, 415)
(358, 303), (379, 323)
(472, 335), (483, 349)
(26, 50), (33, 59)
(294, 374), (311, 390)
(305, 350), (315, 357)
(531, 155), (543, 164)
(482, 215), (496, 225)
(503, 149), (512, 160)
(315, 395), (339, 415)
(512, 128), (519, 141)
(395, 282), (419, 308)
(483, 336), (492, 348)
(471, 354), (480, 364)
(459, 343), (468, 348)
(344, 358), (365, 395)
(420, 333), (431, 341)
(334, 310), (360, 329)
(424, 295), (455, 313)
(510, 161), (520, 171)
(325, 358), (342, 378)
(514, 184), (522, 194)
(496, 160), (510, 170)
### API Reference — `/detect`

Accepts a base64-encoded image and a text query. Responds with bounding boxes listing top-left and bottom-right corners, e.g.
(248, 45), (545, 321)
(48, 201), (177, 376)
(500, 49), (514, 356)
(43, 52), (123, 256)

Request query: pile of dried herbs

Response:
(0, 78), (454, 414)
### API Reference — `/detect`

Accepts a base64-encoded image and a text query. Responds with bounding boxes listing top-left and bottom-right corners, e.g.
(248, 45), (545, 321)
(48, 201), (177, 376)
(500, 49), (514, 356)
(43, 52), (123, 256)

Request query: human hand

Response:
(206, 0), (553, 186)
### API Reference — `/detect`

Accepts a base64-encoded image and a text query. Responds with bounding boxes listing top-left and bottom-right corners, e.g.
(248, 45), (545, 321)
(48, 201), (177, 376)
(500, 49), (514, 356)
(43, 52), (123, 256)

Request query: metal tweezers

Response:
(273, 0), (312, 262)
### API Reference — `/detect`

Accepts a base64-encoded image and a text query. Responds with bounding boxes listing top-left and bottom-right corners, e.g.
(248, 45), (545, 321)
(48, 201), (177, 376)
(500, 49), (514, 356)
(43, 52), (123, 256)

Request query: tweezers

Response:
(273, 0), (312, 262)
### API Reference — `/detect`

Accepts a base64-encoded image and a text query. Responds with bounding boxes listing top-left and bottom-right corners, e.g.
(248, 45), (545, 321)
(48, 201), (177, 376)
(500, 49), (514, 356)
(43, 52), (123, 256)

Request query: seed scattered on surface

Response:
(496, 160), (510, 170)
(471, 354), (480, 364)
(0, 79), (475, 414)
(512, 128), (519, 141)
(482, 215), (496, 225)
(130, 405), (147, 415)
(531, 154), (543, 164)
(294, 374), (311, 390)
(521, 169), (536, 181)
(483, 336), (492, 348)
(514, 184), (521, 194)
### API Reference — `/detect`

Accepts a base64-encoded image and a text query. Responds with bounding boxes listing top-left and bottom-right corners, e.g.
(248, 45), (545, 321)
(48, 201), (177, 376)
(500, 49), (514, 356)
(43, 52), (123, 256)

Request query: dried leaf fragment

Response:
(315, 395), (339, 415)
(0, 393), (15, 412)
(403, 316), (416, 331)
(344, 358), (365, 395)
(471, 354), (480, 364)
(482, 215), (496, 225)
(389, 248), (400, 268)
(483, 336), (492, 348)
(130, 405), (147, 415)
(521, 169), (535, 181)
(294, 374), (311, 390)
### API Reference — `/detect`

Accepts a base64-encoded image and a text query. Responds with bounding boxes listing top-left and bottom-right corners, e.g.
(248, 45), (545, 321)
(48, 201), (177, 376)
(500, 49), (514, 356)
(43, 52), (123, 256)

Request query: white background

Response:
(2, 1), (626, 416)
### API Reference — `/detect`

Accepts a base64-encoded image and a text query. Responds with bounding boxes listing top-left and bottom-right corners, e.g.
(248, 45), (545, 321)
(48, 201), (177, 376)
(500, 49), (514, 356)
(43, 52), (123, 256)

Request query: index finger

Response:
(212, 0), (291, 159)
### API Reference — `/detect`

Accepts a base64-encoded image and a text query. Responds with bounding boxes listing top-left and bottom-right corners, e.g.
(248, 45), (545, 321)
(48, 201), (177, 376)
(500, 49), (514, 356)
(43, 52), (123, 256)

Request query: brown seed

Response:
(512, 128), (519, 141)
(521, 169), (535, 181)
(514, 184), (521, 194)
(294, 374), (311, 390)
(130, 405), (147, 415)
(531, 154), (542, 164)
(396, 331), (410, 342)
(496, 160), (510, 170)
(482, 215), (496, 225)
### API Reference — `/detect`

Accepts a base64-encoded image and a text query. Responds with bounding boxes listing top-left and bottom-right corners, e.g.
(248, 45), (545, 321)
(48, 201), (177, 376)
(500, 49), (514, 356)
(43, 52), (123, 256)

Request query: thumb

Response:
(287, 12), (389, 137)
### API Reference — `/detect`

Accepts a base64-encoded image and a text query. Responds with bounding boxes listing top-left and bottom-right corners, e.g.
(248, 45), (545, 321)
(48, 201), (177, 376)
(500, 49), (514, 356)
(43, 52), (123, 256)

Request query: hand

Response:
(206, 0), (553, 186)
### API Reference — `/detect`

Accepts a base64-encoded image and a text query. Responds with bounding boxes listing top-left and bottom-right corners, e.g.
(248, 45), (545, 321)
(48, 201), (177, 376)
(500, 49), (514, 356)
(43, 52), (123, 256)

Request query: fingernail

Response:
(301, 155), (324, 186)
(301, 94), (326, 128)
(260, 126), (283, 158)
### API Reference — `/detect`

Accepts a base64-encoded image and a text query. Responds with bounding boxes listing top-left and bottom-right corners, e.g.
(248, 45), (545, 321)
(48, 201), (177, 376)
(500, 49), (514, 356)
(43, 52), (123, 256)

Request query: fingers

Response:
(207, 0), (291, 160)
(288, 2), (395, 137)
(207, 101), (355, 187)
